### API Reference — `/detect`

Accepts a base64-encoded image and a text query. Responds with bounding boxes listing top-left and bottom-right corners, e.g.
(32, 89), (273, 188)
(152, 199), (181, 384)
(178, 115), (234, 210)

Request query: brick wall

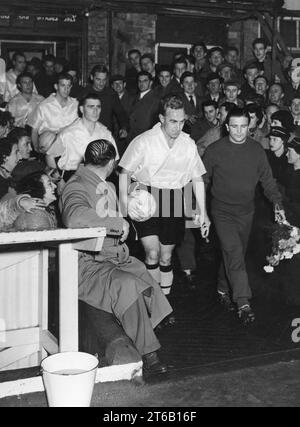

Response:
(87, 11), (156, 76)
(87, 11), (109, 75)
(87, 10), (259, 77)
(228, 19), (259, 67)
(112, 13), (157, 74)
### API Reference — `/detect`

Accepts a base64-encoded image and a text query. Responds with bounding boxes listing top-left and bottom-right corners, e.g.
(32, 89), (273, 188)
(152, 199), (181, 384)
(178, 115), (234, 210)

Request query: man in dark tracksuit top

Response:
(203, 107), (285, 324)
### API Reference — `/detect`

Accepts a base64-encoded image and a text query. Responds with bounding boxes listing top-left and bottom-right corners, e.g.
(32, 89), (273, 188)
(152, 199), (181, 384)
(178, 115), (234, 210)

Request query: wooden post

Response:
(58, 243), (79, 352)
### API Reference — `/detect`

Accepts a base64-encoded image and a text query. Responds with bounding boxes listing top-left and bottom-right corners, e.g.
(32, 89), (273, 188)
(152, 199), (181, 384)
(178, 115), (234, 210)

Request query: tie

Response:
(189, 96), (195, 109)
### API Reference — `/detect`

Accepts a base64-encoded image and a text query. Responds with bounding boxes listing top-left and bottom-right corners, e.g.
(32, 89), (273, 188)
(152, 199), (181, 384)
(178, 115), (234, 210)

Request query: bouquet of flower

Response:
(264, 219), (300, 273)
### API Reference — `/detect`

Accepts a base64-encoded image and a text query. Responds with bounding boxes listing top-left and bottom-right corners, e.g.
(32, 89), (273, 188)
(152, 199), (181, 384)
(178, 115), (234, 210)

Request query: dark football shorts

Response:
(133, 185), (185, 245)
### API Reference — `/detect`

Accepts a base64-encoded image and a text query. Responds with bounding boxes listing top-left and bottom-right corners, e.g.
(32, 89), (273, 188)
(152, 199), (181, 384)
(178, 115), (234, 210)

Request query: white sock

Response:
(145, 263), (161, 284)
(160, 265), (173, 296)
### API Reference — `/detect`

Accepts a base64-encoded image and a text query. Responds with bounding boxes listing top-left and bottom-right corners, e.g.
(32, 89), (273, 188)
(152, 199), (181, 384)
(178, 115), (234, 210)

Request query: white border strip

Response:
(0, 362), (143, 400)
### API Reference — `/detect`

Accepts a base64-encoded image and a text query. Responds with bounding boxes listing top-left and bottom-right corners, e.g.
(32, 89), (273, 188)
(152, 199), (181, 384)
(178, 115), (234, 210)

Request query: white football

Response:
(128, 189), (157, 222)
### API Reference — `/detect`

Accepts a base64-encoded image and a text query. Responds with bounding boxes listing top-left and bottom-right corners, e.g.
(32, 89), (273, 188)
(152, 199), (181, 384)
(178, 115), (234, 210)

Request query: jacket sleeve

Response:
(112, 92), (129, 131)
(60, 180), (124, 236)
(0, 195), (28, 229)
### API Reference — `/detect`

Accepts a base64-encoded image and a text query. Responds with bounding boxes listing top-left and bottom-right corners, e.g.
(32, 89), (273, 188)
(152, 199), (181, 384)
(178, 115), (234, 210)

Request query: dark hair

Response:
(55, 72), (73, 85)
(254, 75), (269, 86)
(202, 100), (219, 113)
(141, 53), (154, 63)
(226, 107), (250, 125)
(15, 172), (46, 199)
(84, 139), (116, 166)
(137, 71), (153, 82)
(110, 74), (126, 85)
(244, 92), (266, 107)
(206, 72), (221, 85)
(252, 37), (268, 49)
(0, 138), (18, 166)
(158, 65), (172, 75)
(186, 54), (196, 65)
(128, 49), (141, 59)
(27, 57), (41, 68)
(12, 50), (25, 62)
(90, 64), (109, 77)
(208, 47), (224, 58)
(191, 42), (207, 55)
(246, 104), (264, 125)
(0, 110), (14, 128)
(78, 93), (101, 117)
(219, 101), (236, 113)
(8, 127), (29, 144)
(243, 61), (260, 74)
(173, 57), (188, 68)
(160, 94), (184, 115)
(180, 71), (195, 85)
(43, 54), (56, 65)
(16, 72), (34, 87)
(225, 46), (239, 56)
(271, 110), (295, 132)
(172, 52), (186, 62)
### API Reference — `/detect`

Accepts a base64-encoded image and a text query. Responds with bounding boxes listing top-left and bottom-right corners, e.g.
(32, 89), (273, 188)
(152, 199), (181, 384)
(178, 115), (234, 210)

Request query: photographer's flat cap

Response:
(110, 74), (126, 84)
(268, 126), (290, 140)
(288, 136), (300, 154)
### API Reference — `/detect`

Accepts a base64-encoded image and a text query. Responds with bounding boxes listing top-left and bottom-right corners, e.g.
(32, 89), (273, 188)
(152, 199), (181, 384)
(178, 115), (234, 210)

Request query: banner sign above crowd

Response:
(0, 13), (82, 30)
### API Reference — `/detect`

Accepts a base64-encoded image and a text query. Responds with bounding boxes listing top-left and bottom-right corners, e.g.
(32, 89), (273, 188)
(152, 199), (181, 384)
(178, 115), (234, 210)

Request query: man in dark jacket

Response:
(110, 74), (135, 156)
(128, 71), (160, 142)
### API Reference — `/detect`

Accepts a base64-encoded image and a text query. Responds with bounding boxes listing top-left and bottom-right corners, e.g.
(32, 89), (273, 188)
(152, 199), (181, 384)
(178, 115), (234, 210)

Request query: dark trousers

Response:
(212, 208), (254, 307)
(176, 228), (197, 271)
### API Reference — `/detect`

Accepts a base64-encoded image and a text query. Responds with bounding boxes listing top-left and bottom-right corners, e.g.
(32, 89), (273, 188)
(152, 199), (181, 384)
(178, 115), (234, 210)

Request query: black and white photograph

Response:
(0, 0), (300, 409)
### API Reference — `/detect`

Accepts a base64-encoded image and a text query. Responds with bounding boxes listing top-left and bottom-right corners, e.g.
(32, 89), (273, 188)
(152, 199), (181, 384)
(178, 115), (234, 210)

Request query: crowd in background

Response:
(1, 37), (300, 373)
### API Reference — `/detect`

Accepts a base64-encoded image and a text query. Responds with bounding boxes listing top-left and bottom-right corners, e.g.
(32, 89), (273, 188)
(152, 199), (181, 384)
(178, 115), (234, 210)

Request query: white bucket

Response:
(41, 352), (98, 407)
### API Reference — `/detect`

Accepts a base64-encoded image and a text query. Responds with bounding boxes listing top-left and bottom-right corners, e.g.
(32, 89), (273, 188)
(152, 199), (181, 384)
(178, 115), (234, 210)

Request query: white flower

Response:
(264, 265), (274, 273)
(293, 244), (300, 255)
(283, 251), (294, 259)
(291, 227), (299, 238)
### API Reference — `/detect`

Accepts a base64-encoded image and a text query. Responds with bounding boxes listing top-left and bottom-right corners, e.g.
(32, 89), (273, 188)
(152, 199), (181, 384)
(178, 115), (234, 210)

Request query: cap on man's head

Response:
(223, 79), (241, 90)
(110, 74), (126, 85)
(271, 110), (294, 131)
(287, 136), (300, 154)
(243, 60), (260, 73)
(11, 160), (45, 184)
(217, 62), (234, 73)
(206, 72), (221, 84)
(158, 64), (172, 74)
(268, 126), (290, 142)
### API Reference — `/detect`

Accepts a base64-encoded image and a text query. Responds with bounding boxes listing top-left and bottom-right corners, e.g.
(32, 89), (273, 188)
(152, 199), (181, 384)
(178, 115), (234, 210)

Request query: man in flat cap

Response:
(267, 126), (290, 188)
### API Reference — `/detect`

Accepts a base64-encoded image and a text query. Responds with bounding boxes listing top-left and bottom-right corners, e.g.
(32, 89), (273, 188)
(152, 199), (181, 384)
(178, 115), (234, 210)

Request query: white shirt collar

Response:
(185, 93), (196, 101)
(140, 89), (151, 99)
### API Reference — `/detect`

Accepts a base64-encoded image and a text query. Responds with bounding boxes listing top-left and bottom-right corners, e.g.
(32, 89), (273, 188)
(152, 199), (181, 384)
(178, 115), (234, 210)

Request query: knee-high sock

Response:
(145, 263), (161, 284)
(160, 265), (173, 295)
